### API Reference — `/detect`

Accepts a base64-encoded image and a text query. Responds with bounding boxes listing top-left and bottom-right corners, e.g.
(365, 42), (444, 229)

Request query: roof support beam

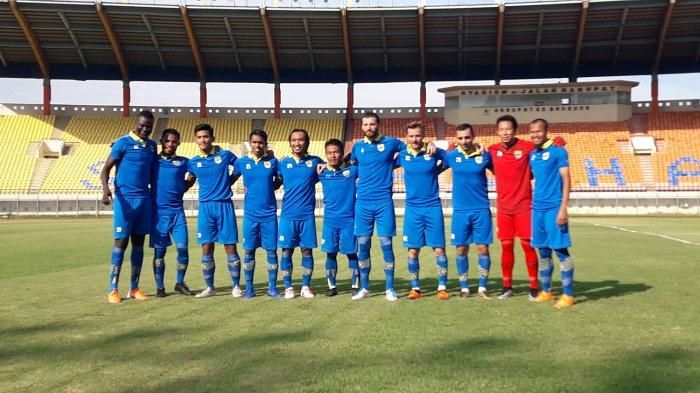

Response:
(340, 8), (353, 84)
(302, 17), (315, 73)
(534, 12), (544, 67)
(494, 2), (505, 84)
(0, 49), (7, 67)
(570, 0), (589, 82)
(9, 0), (49, 78)
(457, 15), (463, 73)
(223, 17), (242, 73)
(58, 12), (88, 69)
(96, 2), (128, 81)
(180, 5), (206, 83)
(141, 14), (166, 70)
(695, 41), (700, 62)
(260, 7), (280, 83)
(380, 16), (389, 72)
(612, 8), (629, 66)
(652, 0), (676, 75)
(418, 6), (426, 82)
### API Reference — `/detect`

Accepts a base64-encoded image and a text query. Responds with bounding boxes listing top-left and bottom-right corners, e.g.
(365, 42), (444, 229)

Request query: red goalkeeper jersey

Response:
(487, 138), (535, 214)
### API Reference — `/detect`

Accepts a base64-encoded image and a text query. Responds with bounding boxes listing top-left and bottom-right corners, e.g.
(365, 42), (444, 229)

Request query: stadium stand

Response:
(352, 118), (437, 139)
(647, 112), (700, 188)
(264, 118), (345, 158)
(0, 115), (54, 193)
(166, 118), (251, 158)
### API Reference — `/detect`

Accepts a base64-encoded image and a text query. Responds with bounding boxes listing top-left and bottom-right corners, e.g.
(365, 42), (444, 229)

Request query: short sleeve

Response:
(110, 138), (125, 160)
(396, 139), (407, 153)
(557, 148), (569, 169)
(441, 152), (452, 168)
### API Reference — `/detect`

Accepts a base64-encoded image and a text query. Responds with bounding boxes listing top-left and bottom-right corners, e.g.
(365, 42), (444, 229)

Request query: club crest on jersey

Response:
(264, 161), (271, 169)
(306, 161), (313, 168)
(475, 156), (483, 164)
(514, 150), (523, 159)
(424, 155), (431, 161)
(133, 145), (139, 150)
(343, 170), (350, 177)
(360, 148), (365, 154)
(497, 151), (504, 157)
(173, 160), (181, 166)
(214, 156), (222, 164)
(196, 162), (202, 167)
(286, 163), (293, 169)
(245, 163), (251, 170)
(377, 144), (385, 152)
(456, 157), (462, 163)
(542, 151), (550, 160)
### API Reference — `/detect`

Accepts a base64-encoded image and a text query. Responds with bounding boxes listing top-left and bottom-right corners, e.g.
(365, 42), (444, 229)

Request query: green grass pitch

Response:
(0, 216), (698, 392)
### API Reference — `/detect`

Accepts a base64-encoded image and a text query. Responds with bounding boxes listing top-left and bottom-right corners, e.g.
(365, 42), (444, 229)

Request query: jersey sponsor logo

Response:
(475, 156), (483, 164)
(197, 232), (202, 238)
(321, 238), (326, 245)
(245, 163), (251, 170)
(279, 235), (285, 241)
(214, 156), (223, 164)
(514, 150), (523, 159)
(360, 148), (365, 154)
(405, 155), (411, 161)
(497, 151), (504, 157)
(377, 144), (385, 152)
(343, 170), (351, 177)
(287, 163), (293, 169)
(306, 161), (313, 168)
(264, 161), (272, 169)
(402, 235), (408, 241)
(133, 145), (139, 150)
(424, 155), (431, 161)
(542, 151), (550, 161)
(450, 233), (455, 239)
(456, 157), (462, 163)
(197, 162), (202, 167)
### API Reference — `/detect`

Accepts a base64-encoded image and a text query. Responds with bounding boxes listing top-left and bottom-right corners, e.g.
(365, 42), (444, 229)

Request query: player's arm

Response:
(100, 155), (116, 205)
(557, 155), (571, 227)
(184, 172), (196, 192)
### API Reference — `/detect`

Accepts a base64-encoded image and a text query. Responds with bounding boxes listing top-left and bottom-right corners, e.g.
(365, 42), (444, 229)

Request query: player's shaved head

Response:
(530, 118), (549, 130)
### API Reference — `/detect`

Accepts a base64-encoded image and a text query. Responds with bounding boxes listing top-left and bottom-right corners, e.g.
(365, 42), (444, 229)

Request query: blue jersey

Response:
(233, 154), (279, 222)
(351, 135), (406, 202)
(153, 154), (189, 212)
(319, 164), (358, 221)
(396, 146), (445, 208)
(529, 140), (569, 210)
(278, 155), (323, 220)
(110, 132), (157, 197)
(188, 147), (237, 202)
(443, 148), (492, 211)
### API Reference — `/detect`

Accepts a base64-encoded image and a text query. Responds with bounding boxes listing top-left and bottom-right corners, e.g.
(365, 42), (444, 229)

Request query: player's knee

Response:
(520, 239), (534, 251)
(455, 246), (467, 256)
(266, 249), (277, 259)
(501, 239), (514, 251)
(245, 249), (255, 258)
(326, 252), (338, 260)
(554, 248), (570, 261)
(538, 247), (553, 259)
(131, 234), (145, 247)
(379, 236), (392, 247)
(358, 236), (371, 246)
(301, 248), (312, 256)
(476, 245), (489, 255)
(282, 249), (293, 258)
(434, 248), (445, 257)
(407, 248), (419, 258)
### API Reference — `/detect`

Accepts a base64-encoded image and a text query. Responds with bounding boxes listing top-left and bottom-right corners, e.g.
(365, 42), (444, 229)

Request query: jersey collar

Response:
(456, 144), (481, 158)
(407, 143), (426, 157)
(198, 145), (220, 158)
(363, 133), (384, 144)
(291, 153), (308, 164)
(248, 152), (267, 164)
(538, 139), (554, 150)
(326, 162), (347, 172)
(129, 131), (147, 146)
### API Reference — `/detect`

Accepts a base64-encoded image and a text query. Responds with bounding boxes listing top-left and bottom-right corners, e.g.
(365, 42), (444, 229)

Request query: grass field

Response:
(1, 216), (698, 393)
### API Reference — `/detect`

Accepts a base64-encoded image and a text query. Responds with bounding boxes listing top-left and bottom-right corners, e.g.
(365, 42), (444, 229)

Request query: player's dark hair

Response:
(160, 128), (180, 143)
(455, 123), (474, 136)
(362, 111), (381, 124)
(406, 121), (423, 132)
(496, 114), (518, 130)
(530, 118), (549, 130)
(194, 123), (214, 138)
(138, 110), (154, 120)
(250, 129), (268, 143)
(325, 138), (344, 153)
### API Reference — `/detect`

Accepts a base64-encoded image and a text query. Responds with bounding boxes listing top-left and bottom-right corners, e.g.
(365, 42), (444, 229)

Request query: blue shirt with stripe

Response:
(443, 148), (492, 211)
(187, 147), (237, 202)
(529, 141), (569, 211)
(153, 154), (189, 212)
(233, 155), (279, 222)
(109, 132), (158, 197)
(350, 135), (406, 202)
(319, 164), (358, 221)
(278, 155), (323, 220)
(396, 146), (446, 208)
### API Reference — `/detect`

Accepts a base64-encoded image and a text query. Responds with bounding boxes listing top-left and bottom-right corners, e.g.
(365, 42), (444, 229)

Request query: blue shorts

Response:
(354, 200), (396, 237)
(278, 216), (317, 249)
(150, 209), (188, 249)
(402, 205), (445, 249)
(197, 201), (238, 245)
(531, 207), (572, 249)
(451, 209), (493, 246)
(321, 220), (357, 254)
(113, 194), (153, 239)
(243, 216), (277, 251)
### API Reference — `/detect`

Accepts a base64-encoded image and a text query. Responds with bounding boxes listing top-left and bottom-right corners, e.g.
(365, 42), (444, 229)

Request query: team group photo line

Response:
(103, 110), (575, 309)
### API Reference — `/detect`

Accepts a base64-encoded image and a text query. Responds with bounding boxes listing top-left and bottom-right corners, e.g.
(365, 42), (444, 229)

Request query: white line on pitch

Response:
(590, 223), (700, 246)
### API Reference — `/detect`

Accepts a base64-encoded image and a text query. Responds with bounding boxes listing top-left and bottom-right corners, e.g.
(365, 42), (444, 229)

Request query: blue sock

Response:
(358, 236), (372, 290)
(153, 248), (166, 289)
(301, 254), (314, 287)
(202, 254), (215, 288)
(281, 250), (293, 289)
(347, 253), (359, 288)
(538, 248), (554, 293)
(243, 250), (255, 290)
(477, 254), (491, 289)
(407, 256), (420, 289)
(555, 248), (574, 296)
(266, 249), (278, 290)
(380, 236), (395, 291)
(227, 252), (241, 287)
(326, 252), (338, 289)
(456, 255), (468, 290)
(175, 243), (188, 285)
(130, 246), (144, 290)
(109, 247), (125, 291)
(436, 254), (448, 289)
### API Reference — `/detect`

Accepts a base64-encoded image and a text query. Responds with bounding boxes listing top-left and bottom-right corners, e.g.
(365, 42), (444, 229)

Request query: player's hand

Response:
(102, 190), (113, 206)
(266, 148), (275, 157)
(556, 208), (568, 227)
(317, 163), (327, 174)
(426, 141), (437, 155)
(474, 142), (485, 154)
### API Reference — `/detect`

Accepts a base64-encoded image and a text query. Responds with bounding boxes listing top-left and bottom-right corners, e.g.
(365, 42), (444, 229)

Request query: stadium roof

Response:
(0, 0), (699, 84)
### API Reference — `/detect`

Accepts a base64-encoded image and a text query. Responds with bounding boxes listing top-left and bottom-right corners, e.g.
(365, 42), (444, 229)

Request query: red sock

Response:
(521, 239), (539, 290)
(500, 239), (514, 288)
